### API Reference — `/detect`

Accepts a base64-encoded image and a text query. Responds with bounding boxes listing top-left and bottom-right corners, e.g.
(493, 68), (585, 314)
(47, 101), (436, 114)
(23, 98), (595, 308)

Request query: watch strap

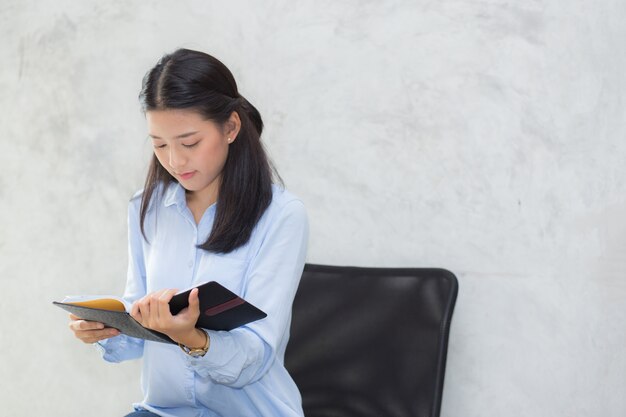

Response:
(178, 329), (209, 357)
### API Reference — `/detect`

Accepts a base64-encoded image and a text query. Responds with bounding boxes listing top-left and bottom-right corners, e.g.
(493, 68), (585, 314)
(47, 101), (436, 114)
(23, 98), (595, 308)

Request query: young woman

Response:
(68, 48), (308, 417)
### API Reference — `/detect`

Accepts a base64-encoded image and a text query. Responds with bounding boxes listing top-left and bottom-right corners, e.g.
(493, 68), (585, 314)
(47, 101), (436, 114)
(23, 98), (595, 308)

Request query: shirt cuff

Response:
(94, 334), (144, 363)
(182, 329), (263, 385)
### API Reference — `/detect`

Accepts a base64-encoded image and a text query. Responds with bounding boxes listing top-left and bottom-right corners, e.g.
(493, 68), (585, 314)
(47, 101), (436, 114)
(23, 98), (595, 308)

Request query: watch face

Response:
(178, 341), (208, 357)
(189, 349), (206, 357)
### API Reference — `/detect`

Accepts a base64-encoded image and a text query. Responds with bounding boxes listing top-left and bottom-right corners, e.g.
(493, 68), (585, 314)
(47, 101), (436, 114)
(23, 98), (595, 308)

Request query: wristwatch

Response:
(178, 329), (209, 357)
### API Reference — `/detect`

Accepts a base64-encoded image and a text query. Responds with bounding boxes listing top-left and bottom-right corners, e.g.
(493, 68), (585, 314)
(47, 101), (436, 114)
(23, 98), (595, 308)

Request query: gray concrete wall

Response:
(1, 1), (624, 416)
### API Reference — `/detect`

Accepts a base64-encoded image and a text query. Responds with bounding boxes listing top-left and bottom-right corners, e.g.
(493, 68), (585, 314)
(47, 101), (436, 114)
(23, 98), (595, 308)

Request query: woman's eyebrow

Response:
(149, 131), (199, 139)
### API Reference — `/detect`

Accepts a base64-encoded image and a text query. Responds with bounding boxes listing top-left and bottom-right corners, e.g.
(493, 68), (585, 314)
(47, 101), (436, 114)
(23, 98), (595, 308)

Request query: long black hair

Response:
(138, 48), (279, 254)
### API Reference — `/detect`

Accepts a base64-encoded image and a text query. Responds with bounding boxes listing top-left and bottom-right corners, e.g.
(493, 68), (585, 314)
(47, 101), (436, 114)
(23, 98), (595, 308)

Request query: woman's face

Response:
(146, 109), (239, 201)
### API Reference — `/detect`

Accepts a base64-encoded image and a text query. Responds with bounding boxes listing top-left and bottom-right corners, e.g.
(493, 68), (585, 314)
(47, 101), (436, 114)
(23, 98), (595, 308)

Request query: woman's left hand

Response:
(130, 288), (201, 344)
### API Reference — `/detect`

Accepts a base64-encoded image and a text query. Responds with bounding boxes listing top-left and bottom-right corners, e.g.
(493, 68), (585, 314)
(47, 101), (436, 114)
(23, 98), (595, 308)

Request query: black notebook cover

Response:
(54, 281), (267, 344)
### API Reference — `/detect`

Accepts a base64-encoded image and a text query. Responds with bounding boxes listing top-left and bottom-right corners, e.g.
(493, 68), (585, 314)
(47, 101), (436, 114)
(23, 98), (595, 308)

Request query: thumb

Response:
(188, 288), (200, 314)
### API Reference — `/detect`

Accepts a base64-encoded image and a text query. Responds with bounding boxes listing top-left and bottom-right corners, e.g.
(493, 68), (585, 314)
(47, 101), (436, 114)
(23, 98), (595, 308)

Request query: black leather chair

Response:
(285, 264), (458, 417)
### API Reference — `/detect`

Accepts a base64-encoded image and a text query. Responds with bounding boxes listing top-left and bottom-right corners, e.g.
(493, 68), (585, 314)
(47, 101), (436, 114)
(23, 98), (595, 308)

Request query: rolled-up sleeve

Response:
(186, 200), (308, 387)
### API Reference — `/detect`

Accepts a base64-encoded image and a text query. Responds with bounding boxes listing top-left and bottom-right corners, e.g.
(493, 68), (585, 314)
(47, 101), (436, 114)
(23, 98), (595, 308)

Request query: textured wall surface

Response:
(1, 1), (625, 416)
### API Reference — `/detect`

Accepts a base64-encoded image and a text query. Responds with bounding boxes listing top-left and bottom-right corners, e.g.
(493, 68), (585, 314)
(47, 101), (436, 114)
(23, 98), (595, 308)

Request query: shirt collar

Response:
(163, 181), (187, 208)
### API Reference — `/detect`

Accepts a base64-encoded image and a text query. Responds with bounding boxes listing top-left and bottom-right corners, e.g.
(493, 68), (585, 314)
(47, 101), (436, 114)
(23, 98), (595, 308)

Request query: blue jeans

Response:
(124, 411), (160, 417)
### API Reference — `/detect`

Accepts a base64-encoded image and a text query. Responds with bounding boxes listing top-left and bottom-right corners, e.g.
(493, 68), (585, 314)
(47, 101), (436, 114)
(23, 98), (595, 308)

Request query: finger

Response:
(77, 328), (119, 339)
(178, 288), (199, 314)
(74, 326), (117, 339)
(130, 300), (142, 322)
(138, 297), (151, 325)
(156, 289), (178, 321)
(188, 288), (200, 314)
(78, 328), (120, 343)
(69, 313), (82, 321)
(133, 295), (152, 325)
(70, 320), (105, 331)
(158, 288), (176, 300)
(151, 289), (167, 321)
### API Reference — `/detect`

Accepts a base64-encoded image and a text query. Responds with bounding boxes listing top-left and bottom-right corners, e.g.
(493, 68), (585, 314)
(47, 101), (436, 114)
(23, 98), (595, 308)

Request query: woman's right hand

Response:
(68, 313), (120, 344)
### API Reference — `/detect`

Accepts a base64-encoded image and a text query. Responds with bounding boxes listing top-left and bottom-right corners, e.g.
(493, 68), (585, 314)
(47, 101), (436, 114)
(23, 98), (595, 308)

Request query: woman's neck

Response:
(185, 181), (220, 224)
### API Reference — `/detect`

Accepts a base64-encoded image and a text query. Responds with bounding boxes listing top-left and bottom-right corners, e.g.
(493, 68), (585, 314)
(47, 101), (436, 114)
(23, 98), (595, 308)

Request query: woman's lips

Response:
(179, 171), (196, 180)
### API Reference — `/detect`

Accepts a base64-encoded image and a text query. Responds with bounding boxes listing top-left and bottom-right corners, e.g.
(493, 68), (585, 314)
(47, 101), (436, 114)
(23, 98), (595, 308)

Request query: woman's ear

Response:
(226, 111), (241, 142)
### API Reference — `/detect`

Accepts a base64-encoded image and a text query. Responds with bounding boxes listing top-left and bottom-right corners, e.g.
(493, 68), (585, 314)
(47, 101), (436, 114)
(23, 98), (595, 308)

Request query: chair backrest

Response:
(285, 264), (458, 417)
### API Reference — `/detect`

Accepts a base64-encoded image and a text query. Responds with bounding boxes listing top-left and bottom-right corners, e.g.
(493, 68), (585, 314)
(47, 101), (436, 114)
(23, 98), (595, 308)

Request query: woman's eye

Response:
(153, 144), (167, 149)
(182, 141), (199, 148)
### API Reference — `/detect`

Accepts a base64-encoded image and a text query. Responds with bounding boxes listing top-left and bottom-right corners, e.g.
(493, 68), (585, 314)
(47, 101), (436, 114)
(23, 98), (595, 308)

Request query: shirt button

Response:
(188, 260), (193, 268)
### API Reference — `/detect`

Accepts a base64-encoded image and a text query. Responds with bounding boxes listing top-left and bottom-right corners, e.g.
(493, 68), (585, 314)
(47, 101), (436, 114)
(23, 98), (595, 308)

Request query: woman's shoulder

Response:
(260, 184), (308, 231)
(127, 188), (143, 217)
(129, 188), (144, 203)
(269, 184), (306, 213)
(240, 184), (307, 253)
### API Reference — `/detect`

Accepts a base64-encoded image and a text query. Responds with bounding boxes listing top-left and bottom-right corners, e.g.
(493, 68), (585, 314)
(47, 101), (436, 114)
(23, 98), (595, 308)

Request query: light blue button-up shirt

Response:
(97, 182), (308, 417)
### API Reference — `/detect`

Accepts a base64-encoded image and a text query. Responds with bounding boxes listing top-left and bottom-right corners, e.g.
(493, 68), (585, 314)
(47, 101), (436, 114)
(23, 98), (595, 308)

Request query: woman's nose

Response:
(169, 147), (186, 170)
